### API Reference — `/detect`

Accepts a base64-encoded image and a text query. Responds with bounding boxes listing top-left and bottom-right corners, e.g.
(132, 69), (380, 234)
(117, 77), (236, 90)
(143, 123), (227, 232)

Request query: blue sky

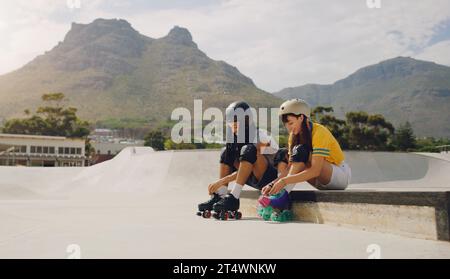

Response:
(0, 0), (449, 92)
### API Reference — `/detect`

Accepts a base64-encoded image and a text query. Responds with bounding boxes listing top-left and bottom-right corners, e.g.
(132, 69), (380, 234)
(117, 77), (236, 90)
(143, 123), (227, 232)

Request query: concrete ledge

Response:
(240, 190), (450, 241)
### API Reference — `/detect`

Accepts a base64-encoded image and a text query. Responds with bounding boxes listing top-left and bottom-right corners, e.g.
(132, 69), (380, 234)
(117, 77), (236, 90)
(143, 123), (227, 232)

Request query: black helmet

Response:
(225, 101), (252, 123)
(227, 101), (250, 111)
(225, 101), (256, 145)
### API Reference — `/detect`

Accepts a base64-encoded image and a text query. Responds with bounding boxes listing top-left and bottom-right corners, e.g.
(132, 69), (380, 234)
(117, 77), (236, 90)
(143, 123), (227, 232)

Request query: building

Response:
(91, 140), (145, 156)
(0, 133), (85, 167)
(87, 128), (145, 165)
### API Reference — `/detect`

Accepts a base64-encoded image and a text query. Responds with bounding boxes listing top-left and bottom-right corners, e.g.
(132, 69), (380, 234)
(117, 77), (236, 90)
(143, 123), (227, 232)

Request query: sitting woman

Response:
(262, 99), (351, 199)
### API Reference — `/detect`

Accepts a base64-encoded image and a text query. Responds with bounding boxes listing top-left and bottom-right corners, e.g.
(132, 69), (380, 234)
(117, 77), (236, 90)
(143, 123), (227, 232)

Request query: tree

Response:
(163, 139), (197, 150)
(345, 111), (395, 150)
(311, 106), (334, 120)
(392, 122), (416, 151)
(312, 106), (348, 148)
(2, 93), (90, 138)
(144, 130), (166, 151)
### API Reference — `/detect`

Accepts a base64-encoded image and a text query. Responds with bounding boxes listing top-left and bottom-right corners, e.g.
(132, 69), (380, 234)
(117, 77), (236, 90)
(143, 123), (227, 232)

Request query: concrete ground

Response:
(1, 147), (450, 258)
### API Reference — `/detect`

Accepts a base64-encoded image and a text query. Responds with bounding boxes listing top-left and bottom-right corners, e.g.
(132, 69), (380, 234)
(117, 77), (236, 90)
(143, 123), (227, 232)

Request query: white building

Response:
(91, 140), (145, 155)
(0, 133), (85, 167)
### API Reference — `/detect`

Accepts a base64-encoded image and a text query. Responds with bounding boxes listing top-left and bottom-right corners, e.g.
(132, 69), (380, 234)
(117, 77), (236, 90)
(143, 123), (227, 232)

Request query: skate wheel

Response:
(257, 205), (264, 217)
(283, 210), (293, 221)
(196, 211), (202, 216)
(270, 212), (279, 222)
(229, 211), (236, 219)
(229, 211), (238, 219)
(212, 212), (219, 219)
(262, 206), (273, 221)
(272, 210), (293, 222)
(235, 211), (242, 220)
(203, 211), (211, 218)
(220, 211), (228, 220)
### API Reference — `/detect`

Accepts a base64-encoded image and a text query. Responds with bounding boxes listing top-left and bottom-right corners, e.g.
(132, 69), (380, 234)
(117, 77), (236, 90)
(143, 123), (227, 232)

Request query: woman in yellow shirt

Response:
(263, 99), (351, 196)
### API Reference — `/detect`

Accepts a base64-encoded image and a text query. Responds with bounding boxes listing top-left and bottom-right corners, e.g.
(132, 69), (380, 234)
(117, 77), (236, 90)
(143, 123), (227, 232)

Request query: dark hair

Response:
(282, 113), (312, 157)
(281, 113), (292, 124)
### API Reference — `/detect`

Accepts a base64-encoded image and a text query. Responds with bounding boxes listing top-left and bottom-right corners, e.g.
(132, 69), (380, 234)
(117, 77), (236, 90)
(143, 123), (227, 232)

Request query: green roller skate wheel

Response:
(281, 210), (293, 222)
(270, 211), (281, 222)
(271, 210), (293, 222)
(262, 206), (273, 221)
(257, 206), (265, 218)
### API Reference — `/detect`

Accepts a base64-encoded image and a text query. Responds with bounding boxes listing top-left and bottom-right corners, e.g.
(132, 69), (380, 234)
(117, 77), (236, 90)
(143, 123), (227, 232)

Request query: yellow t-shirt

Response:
(311, 122), (345, 165)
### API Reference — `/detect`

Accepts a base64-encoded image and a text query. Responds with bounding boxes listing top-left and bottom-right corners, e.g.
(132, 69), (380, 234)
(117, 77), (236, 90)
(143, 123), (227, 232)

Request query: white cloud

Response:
(0, 0), (449, 92)
(126, 0), (450, 91)
(0, 1), (68, 73)
(416, 40), (450, 66)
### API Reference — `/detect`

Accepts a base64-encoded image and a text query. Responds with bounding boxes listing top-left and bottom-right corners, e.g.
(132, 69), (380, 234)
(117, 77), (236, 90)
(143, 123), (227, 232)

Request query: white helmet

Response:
(279, 99), (311, 118)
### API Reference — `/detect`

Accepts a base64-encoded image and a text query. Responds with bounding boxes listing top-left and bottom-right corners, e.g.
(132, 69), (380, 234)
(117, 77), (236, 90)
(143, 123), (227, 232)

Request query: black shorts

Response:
(245, 160), (278, 190)
(225, 156), (278, 190)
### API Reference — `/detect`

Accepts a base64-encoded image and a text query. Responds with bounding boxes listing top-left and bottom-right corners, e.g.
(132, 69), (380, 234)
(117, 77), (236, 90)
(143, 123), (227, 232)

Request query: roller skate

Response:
(212, 194), (242, 221)
(257, 189), (293, 222)
(197, 193), (222, 218)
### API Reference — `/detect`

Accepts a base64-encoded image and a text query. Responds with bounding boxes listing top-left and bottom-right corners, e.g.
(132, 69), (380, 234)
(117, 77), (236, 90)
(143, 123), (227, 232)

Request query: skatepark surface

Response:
(1, 147), (450, 258)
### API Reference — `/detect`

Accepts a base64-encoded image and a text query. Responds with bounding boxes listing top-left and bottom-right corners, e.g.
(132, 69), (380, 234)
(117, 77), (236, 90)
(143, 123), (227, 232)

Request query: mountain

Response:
(0, 18), (281, 127)
(274, 57), (450, 138)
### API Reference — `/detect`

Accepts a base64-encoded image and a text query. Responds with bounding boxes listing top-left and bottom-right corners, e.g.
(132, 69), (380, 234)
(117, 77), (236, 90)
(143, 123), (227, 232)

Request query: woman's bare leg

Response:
(252, 154), (269, 181)
(235, 153), (268, 185)
(314, 160), (333, 186)
(220, 163), (232, 180)
(288, 160), (333, 187)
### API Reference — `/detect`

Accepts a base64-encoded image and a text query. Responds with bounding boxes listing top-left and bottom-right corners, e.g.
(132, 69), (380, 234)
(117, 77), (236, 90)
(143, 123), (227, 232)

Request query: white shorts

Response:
(314, 161), (351, 190)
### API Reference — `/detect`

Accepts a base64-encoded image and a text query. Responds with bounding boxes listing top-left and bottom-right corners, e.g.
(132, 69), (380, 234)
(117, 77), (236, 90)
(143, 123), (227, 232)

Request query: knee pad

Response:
(239, 144), (257, 164)
(273, 148), (289, 167)
(290, 144), (310, 164)
(220, 146), (235, 167)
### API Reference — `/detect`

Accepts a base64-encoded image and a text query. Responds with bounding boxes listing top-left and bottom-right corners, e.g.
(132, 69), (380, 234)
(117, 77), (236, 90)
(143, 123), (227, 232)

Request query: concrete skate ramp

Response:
(0, 148), (449, 197)
(344, 151), (450, 190)
(1, 147), (450, 258)
(0, 148), (226, 200)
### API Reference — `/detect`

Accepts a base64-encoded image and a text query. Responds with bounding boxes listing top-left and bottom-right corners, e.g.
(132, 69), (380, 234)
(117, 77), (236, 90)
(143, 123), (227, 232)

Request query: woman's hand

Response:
(261, 183), (273, 196)
(269, 179), (287, 195)
(208, 180), (225, 195)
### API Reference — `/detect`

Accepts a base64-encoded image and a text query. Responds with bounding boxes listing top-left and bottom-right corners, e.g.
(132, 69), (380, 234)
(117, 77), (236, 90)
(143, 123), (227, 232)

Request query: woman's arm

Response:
(208, 171), (238, 194)
(261, 162), (291, 195)
(269, 156), (324, 195)
(220, 171), (238, 185)
(285, 156), (323, 184)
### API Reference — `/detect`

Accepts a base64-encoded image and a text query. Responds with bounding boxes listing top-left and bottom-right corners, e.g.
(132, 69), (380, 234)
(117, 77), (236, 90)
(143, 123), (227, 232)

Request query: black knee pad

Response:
(239, 144), (257, 164)
(273, 148), (289, 167)
(290, 144), (310, 164)
(220, 146), (235, 167)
